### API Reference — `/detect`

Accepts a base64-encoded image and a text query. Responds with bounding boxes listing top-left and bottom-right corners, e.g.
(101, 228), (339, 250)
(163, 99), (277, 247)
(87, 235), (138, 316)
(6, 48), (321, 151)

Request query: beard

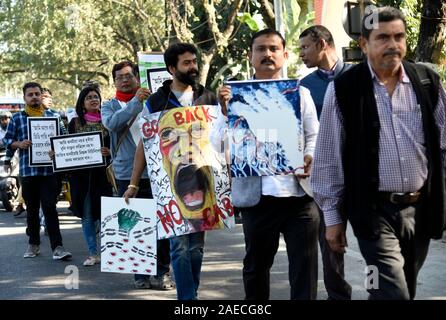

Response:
(175, 68), (199, 87)
(30, 102), (40, 108)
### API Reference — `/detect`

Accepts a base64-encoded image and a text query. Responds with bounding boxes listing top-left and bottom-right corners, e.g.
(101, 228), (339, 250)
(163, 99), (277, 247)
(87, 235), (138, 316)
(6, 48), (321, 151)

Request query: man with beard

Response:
(218, 29), (320, 300)
(124, 43), (217, 300)
(101, 61), (174, 291)
(3, 82), (71, 260)
(311, 7), (446, 299)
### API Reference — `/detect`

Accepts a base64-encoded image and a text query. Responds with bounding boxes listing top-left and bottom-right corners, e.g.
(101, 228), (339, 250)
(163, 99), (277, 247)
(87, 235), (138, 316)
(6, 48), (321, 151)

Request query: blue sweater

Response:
(301, 61), (351, 119)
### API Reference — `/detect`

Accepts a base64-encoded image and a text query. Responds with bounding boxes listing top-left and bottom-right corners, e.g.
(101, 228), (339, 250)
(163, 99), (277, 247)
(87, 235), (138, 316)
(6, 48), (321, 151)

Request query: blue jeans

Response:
(116, 179), (171, 282)
(81, 195), (98, 256)
(170, 232), (205, 300)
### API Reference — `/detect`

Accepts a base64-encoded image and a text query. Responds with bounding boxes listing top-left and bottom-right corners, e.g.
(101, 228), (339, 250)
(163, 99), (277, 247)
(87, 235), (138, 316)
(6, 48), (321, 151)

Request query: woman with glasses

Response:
(68, 86), (113, 266)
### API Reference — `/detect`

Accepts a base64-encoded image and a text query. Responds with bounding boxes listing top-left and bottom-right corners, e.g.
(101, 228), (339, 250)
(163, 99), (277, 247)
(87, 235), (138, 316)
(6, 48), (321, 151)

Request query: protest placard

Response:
(100, 197), (157, 275)
(139, 105), (235, 239)
(137, 52), (172, 94)
(50, 131), (105, 172)
(27, 117), (59, 167)
(227, 79), (305, 178)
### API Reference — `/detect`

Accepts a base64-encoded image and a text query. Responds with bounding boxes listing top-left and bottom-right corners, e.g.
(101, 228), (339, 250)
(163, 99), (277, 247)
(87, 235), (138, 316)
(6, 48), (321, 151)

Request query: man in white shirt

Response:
(218, 29), (320, 300)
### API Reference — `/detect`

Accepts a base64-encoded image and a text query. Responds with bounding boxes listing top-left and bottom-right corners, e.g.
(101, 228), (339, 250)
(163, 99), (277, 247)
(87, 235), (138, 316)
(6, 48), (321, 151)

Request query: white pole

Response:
(274, 0), (287, 78)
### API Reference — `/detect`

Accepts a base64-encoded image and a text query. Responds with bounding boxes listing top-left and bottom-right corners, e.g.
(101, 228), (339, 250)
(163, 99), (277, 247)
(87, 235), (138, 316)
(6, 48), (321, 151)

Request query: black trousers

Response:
(318, 208), (352, 300)
(242, 195), (319, 300)
(116, 179), (171, 279)
(356, 198), (431, 300)
(22, 175), (62, 251)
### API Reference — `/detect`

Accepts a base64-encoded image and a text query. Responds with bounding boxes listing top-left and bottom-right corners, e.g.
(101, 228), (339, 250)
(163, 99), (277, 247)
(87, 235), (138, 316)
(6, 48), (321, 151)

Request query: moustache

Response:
(261, 58), (274, 64)
(188, 69), (199, 76)
(383, 50), (401, 57)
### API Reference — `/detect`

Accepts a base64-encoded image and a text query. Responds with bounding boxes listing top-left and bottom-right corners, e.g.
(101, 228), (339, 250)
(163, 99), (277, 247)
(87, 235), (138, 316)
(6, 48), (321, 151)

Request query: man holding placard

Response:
(125, 43), (220, 300)
(218, 29), (320, 300)
(102, 61), (174, 291)
(2, 82), (71, 260)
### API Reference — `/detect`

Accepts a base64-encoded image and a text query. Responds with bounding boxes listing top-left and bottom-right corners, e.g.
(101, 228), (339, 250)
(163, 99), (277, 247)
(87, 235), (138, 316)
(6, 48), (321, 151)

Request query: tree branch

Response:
(259, 0), (275, 29)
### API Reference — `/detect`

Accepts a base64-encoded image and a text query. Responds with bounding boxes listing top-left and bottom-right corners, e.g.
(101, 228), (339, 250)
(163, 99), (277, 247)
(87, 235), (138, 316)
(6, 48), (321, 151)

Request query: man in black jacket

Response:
(124, 43), (217, 300)
(311, 6), (446, 299)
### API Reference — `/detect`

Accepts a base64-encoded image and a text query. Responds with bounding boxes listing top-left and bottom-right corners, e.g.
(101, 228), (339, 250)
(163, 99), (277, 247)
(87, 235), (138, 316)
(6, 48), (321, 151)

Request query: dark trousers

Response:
(318, 208), (352, 300)
(22, 175), (62, 251)
(356, 198), (431, 300)
(116, 179), (171, 280)
(242, 195), (319, 300)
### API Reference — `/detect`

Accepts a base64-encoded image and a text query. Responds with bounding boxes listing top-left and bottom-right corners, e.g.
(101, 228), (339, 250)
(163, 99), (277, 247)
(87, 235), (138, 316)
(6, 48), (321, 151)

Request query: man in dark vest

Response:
(311, 6), (446, 299)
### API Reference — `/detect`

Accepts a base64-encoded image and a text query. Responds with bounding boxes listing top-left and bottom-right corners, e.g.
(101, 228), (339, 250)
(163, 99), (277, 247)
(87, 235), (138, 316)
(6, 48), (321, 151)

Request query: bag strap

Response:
(412, 62), (440, 111)
(113, 115), (138, 159)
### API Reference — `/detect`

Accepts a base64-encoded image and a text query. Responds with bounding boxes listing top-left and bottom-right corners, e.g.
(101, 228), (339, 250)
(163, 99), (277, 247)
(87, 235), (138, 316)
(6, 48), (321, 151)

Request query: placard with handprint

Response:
(100, 197), (157, 275)
(139, 105), (235, 239)
(227, 79), (304, 177)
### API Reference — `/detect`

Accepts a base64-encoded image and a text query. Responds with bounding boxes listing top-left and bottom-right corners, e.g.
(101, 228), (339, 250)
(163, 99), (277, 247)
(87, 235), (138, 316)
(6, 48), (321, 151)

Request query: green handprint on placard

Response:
(117, 208), (141, 234)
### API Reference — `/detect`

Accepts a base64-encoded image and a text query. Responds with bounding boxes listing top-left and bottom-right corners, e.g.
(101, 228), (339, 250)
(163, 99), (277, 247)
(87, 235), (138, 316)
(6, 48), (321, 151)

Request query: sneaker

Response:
(23, 244), (40, 258)
(149, 273), (176, 290)
(52, 246), (72, 260)
(83, 255), (100, 266)
(134, 279), (152, 289)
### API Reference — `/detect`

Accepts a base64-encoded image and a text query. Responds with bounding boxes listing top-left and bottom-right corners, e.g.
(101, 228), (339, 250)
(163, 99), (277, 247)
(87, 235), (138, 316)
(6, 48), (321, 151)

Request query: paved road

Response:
(0, 202), (445, 300)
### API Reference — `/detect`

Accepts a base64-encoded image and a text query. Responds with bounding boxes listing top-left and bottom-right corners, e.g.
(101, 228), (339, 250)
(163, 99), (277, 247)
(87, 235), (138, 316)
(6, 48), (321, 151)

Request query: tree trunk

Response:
(259, 0), (275, 29)
(199, 51), (214, 86)
(416, 0), (446, 63)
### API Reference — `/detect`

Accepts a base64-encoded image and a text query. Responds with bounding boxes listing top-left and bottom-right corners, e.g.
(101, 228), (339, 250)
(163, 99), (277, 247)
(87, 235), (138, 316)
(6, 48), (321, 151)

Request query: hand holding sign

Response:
(136, 88), (151, 102)
(18, 140), (32, 150)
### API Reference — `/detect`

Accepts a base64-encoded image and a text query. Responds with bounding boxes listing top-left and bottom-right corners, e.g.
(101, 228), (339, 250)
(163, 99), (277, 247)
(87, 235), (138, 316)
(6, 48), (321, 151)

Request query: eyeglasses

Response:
(85, 95), (100, 101)
(115, 74), (135, 82)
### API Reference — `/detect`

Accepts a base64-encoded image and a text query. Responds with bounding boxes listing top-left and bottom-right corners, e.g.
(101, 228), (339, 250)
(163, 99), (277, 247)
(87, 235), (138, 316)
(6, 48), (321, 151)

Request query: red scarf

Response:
(116, 90), (137, 103)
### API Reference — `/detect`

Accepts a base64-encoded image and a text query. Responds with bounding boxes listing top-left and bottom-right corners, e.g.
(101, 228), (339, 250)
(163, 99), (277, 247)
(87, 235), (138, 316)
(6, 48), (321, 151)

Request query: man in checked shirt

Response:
(311, 6), (446, 300)
(3, 82), (72, 261)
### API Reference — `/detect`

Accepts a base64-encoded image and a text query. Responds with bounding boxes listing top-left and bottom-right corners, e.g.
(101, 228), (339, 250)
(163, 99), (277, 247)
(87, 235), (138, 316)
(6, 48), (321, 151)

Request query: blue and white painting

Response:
(227, 79), (304, 177)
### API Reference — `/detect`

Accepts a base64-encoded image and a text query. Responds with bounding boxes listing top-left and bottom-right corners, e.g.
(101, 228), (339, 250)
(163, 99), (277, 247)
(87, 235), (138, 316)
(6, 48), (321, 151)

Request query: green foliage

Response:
(285, 10), (315, 78)
(236, 0), (315, 79)
(237, 12), (266, 31)
(395, 0), (421, 60)
(0, 0), (165, 107)
(437, 65), (446, 87)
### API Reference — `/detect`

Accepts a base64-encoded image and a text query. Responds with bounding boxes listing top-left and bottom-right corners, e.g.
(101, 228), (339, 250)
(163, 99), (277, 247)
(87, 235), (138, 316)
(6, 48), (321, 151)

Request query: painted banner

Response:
(100, 197), (157, 275)
(138, 52), (172, 94)
(139, 105), (235, 239)
(50, 131), (105, 172)
(227, 79), (304, 177)
(27, 117), (59, 167)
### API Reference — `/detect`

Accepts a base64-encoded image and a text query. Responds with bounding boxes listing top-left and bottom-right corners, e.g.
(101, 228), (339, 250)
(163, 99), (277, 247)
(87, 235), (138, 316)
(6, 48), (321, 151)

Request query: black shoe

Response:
(13, 205), (25, 217)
